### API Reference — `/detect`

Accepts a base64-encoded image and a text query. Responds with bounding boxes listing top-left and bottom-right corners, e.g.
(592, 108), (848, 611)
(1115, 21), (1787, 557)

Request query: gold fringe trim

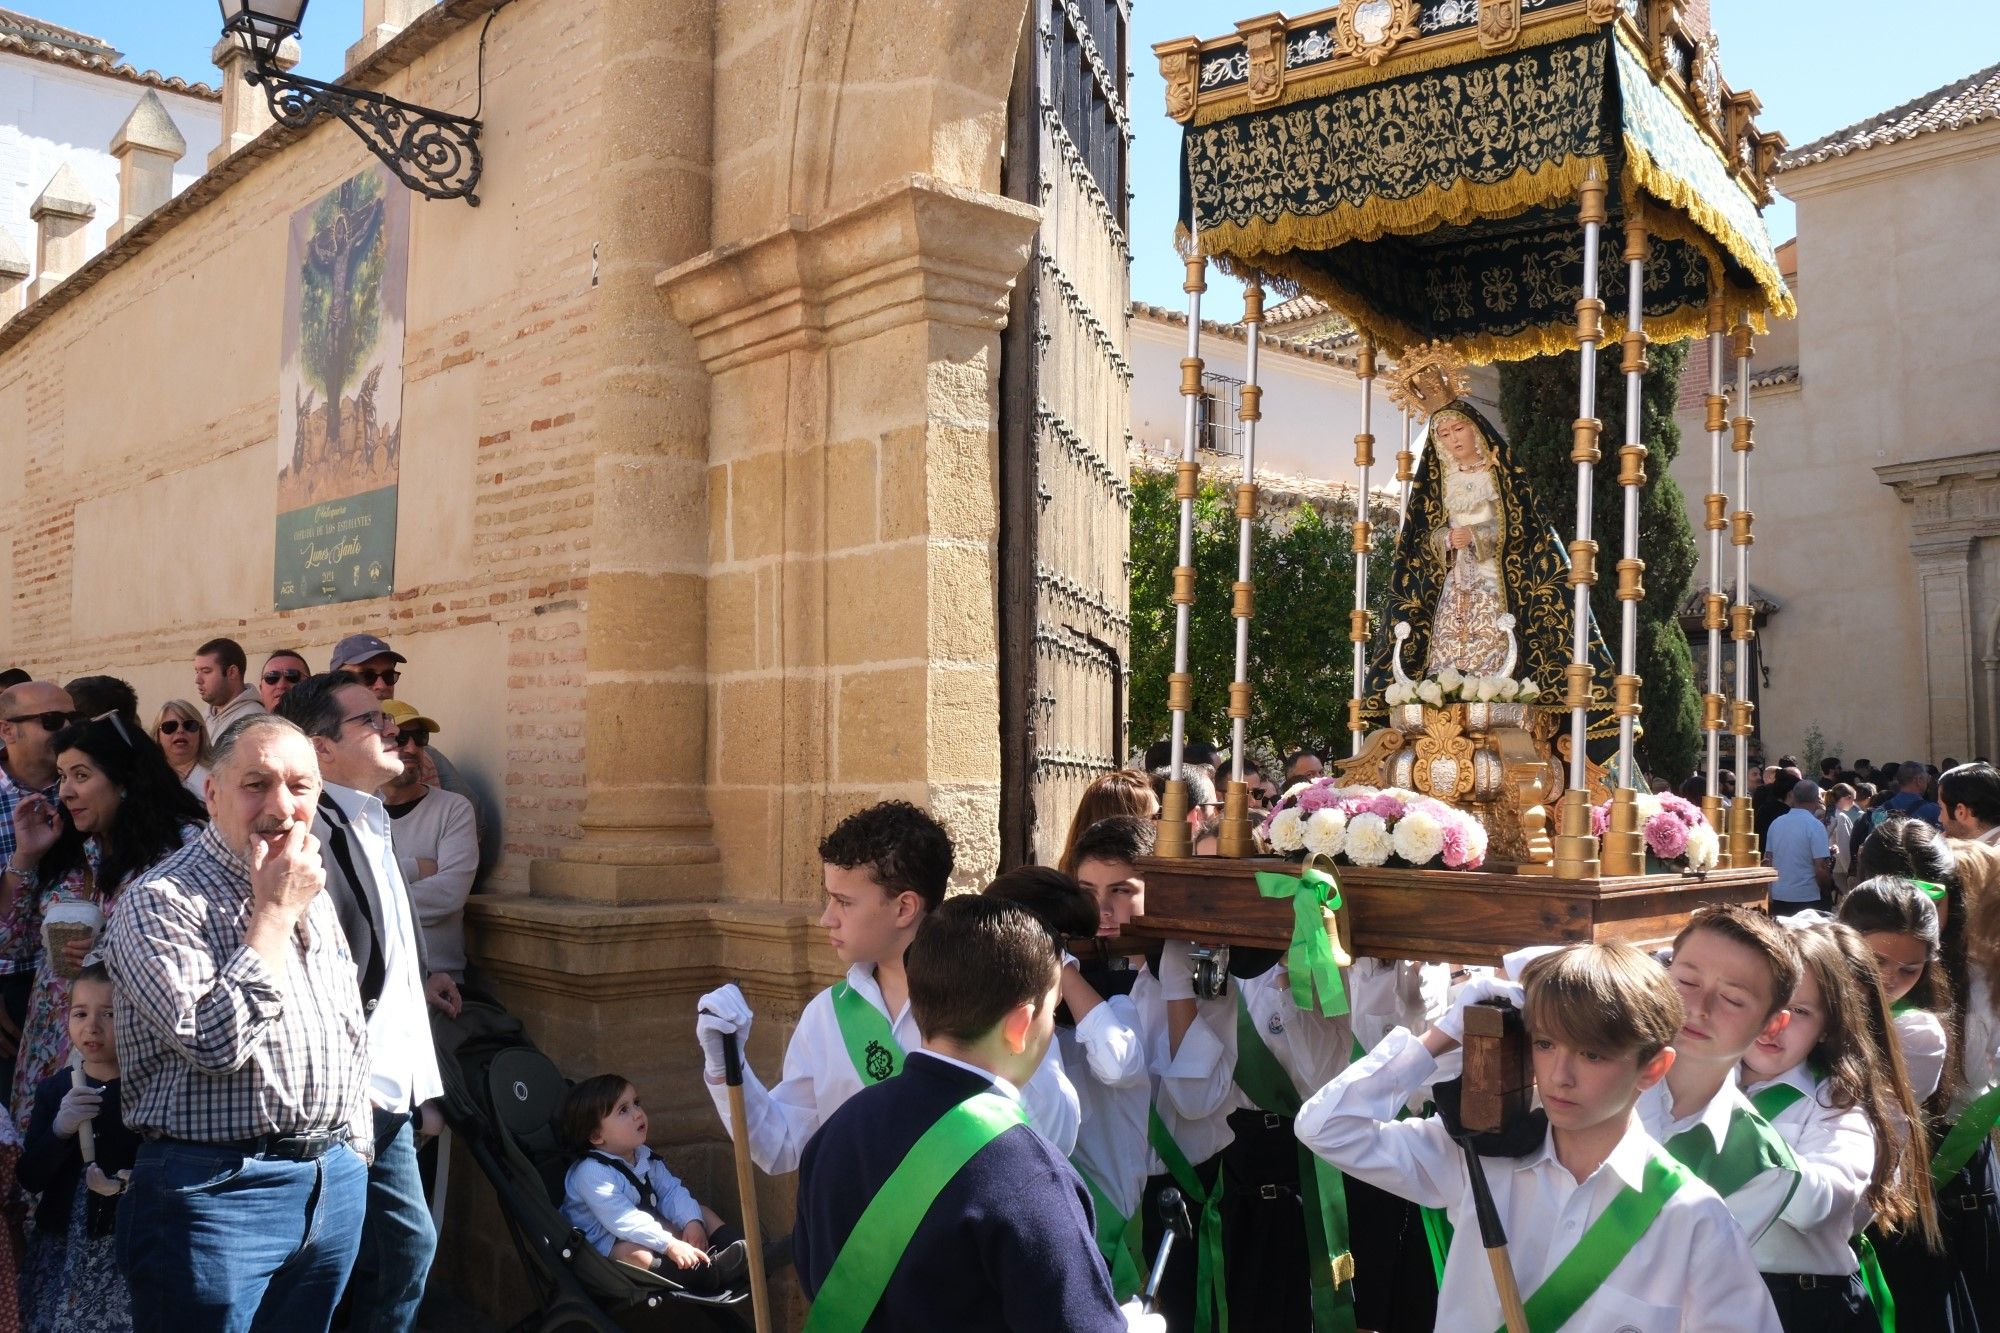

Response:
(1190, 10), (1608, 128)
(1621, 136), (1794, 323)
(1177, 154), (1608, 262)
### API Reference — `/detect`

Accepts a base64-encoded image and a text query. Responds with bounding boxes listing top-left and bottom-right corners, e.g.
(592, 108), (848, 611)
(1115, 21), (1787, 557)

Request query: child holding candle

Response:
(19, 962), (137, 1332)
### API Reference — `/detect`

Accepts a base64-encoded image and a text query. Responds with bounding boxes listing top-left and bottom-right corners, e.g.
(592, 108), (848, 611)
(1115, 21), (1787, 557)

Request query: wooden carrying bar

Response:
(1127, 856), (1774, 965)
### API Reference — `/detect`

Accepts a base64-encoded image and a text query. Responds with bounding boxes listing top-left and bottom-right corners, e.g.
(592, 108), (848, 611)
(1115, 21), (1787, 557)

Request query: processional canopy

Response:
(1158, 0), (1791, 362)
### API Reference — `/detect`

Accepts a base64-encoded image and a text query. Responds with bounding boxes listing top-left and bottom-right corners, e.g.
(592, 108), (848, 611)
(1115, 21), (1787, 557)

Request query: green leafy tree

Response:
(1497, 339), (1701, 782)
(298, 171), (388, 451)
(1131, 471), (1391, 759)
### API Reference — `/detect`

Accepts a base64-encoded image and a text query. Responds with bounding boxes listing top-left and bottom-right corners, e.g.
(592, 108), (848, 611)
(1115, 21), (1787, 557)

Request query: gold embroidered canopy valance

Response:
(1159, 0), (1792, 362)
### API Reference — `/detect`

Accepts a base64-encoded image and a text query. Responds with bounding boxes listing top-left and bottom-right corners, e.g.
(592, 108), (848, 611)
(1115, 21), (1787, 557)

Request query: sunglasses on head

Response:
(262, 669), (305, 686)
(5, 711), (76, 732)
(346, 667), (400, 687)
(156, 719), (198, 735)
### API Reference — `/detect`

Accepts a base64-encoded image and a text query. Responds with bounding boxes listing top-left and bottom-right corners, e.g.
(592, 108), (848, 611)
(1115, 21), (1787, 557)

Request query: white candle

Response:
(68, 1046), (95, 1164)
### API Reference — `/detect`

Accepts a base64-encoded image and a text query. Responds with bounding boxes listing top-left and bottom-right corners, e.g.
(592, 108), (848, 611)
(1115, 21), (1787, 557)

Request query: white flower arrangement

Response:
(1387, 673), (1545, 708)
(1302, 808), (1348, 858)
(1391, 809), (1446, 865)
(1255, 779), (1490, 870)
(1267, 806), (1307, 854)
(1684, 824), (1721, 873)
(1343, 812), (1394, 866)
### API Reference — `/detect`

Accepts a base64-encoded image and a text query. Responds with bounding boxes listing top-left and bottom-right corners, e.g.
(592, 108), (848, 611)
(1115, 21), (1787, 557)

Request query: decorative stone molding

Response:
(0, 227), (27, 317)
(656, 174), (1041, 375)
(208, 33), (301, 168)
(27, 162), (95, 303)
(349, 0), (434, 69)
(109, 92), (188, 244)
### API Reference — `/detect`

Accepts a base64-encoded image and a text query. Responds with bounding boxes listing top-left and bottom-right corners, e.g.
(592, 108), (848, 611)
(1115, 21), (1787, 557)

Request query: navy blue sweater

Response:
(794, 1052), (1126, 1332)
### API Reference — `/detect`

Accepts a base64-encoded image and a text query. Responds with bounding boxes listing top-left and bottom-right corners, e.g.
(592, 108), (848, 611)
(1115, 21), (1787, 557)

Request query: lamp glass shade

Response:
(218, 0), (309, 46)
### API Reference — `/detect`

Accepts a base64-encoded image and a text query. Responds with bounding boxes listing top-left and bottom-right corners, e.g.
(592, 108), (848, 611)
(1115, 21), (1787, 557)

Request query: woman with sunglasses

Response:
(150, 699), (212, 803)
(0, 715), (205, 1130)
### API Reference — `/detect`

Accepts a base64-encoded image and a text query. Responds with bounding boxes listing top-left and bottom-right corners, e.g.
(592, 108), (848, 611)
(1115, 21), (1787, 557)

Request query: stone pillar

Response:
(348, 0), (433, 67)
(26, 163), (94, 303)
(0, 228), (27, 317)
(1912, 536), (1978, 759)
(109, 92), (188, 244)
(208, 34), (301, 168)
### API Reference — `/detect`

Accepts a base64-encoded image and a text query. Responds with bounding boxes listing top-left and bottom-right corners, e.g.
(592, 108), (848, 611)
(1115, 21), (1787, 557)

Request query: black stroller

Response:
(432, 997), (755, 1332)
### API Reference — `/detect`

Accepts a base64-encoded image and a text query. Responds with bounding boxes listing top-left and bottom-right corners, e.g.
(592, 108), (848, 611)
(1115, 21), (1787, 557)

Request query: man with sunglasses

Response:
(195, 637), (266, 744)
(258, 648), (312, 712)
(0, 681), (74, 1093)
(379, 701), (478, 986)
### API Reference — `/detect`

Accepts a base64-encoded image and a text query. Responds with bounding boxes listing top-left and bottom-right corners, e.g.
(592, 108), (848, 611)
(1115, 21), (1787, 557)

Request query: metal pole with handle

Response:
(1460, 1138), (1528, 1333)
(722, 1030), (773, 1333)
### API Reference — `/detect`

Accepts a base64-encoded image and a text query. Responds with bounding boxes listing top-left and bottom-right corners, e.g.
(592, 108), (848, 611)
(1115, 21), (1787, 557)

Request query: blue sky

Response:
(30, 2), (2000, 324)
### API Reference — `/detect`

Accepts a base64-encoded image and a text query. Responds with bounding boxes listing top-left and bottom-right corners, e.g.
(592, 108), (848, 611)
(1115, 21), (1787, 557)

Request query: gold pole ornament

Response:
(1348, 339), (1379, 756)
(1727, 318), (1758, 866)
(1601, 212), (1651, 875)
(1556, 170), (1608, 879)
(1160, 249), (1208, 860)
(1700, 290), (1731, 851)
(1221, 280), (1267, 858)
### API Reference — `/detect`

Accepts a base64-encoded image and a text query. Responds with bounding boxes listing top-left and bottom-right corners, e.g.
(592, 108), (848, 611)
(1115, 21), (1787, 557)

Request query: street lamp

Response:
(217, 0), (485, 204)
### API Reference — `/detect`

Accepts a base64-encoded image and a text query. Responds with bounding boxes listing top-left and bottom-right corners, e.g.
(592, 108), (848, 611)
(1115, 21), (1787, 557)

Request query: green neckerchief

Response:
(830, 980), (903, 1085)
(1665, 1094), (1800, 1206)
(1852, 1233), (1895, 1333)
(1491, 1146), (1694, 1333)
(1932, 1079), (2000, 1187)
(1076, 1163), (1145, 1302)
(802, 1090), (1025, 1333)
(1254, 868), (1349, 1018)
(1348, 1033), (1453, 1283)
(1149, 1106), (1228, 1333)
(1235, 994), (1358, 1333)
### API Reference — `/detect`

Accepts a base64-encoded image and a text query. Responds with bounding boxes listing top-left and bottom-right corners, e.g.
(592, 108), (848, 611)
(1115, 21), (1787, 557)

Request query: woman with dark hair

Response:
(0, 714), (205, 1129)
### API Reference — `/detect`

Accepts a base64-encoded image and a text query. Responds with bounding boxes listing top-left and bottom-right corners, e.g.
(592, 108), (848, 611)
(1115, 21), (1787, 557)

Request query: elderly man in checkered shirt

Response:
(103, 712), (372, 1332)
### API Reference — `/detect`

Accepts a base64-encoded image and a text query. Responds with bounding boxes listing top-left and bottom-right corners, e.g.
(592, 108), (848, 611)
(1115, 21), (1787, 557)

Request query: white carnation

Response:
(1494, 677), (1520, 701)
(1385, 683), (1411, 705)
(1392, 810), (1446, 865)
(1475, 678), (1499, 702)
(1268, 806), (1308, 854)
(1634, 793), (1665, 824)
(1417, 681), (1444, 706)
(1345, 812), (1393, 866)
(1303, 809), (1348, 858)
(1685, 824), (1720, 872)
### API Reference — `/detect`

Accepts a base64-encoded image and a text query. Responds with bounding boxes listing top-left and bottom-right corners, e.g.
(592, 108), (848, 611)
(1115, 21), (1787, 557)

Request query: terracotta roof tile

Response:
(1779, 61), (2000, 171)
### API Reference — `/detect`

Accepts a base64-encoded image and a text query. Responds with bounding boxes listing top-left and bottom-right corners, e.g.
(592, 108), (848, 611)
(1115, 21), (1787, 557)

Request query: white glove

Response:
(1435, 975), (1526, 1045)
(695, 984), (755, 1082)
(1061, 949), (1080, 972)
(1120, 1301), (1167, 1332)
(53, 1083), (101, 1138)
(1157, 940), (1197, 1002)
(84, 1164), (127, 1197)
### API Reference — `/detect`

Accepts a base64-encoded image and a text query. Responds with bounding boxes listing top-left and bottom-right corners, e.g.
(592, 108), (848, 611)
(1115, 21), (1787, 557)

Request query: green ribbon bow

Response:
(1255, 866), (1350, 1018)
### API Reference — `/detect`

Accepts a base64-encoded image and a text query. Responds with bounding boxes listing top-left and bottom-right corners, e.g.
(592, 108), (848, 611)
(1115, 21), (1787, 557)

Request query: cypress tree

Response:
(1497, 340), (1701, 784)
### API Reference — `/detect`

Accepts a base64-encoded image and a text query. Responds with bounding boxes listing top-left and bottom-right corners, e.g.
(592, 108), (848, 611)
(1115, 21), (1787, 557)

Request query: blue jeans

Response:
(344, 1107), (438, 1332)
(118, 1139), (368, 1333)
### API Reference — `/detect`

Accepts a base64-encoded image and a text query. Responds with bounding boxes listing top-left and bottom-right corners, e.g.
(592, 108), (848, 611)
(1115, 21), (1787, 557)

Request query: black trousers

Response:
(1219, 1108), (1312, 1332)
(1142, 1153), (1223, 1333)
(1942, 1134), (2000, 1331)
(1345, 1172), (1440, 1333)
(1760, 1271), (1871, 1333)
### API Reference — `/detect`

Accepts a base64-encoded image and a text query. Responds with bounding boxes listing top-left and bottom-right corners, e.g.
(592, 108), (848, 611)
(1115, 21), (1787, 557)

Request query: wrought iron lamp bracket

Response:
(246, 62), (484, 205)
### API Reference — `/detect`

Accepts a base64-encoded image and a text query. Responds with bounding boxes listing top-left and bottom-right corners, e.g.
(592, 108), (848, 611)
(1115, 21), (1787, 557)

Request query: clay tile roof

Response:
(1131, 300), (1360, 367)
(0, 8), (221, 100)
(1779, 60), (2000, 171)
(1264, 292), (1329, 326)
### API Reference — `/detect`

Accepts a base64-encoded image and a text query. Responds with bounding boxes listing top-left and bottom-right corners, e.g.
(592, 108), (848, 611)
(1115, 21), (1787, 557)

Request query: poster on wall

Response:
(274, 164), (409, 610)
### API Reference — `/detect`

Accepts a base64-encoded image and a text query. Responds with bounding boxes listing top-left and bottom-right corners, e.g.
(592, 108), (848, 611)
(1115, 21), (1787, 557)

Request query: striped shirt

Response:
(0, 763), (59, 975)
(102, 824), (372, 1158)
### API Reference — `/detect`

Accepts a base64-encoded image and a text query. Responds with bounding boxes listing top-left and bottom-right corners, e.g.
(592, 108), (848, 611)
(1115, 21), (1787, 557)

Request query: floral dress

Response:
(5, 843), (106, 1137)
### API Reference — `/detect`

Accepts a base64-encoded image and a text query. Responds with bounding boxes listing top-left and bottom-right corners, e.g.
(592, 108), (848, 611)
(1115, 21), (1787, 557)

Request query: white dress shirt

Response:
(1955, 973), (2000, 1119)
(1742, 1063), (1873, 1275)
(707, 961), (1080, 1175)
(324, 783), (444, 1114)
(1130, 966), (1238, 1168)
(1296, 1029), (1781, 1332)
(1229, 964), (1355, 1112)
(1894, 1007), (1947, 1103)
(1637, 1072), (1797, 1245)
(1062, 990), (1151, 1221)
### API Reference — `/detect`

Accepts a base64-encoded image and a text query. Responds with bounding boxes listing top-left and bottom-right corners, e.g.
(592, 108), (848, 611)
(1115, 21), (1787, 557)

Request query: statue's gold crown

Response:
(1385, 341), (1470, 421)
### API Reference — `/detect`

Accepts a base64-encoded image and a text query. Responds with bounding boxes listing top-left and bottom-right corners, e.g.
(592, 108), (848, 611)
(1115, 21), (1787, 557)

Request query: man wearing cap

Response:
(1764, 779), (1834, 916)
(380, 700), (479, 984)
(330, 634), (482, 848)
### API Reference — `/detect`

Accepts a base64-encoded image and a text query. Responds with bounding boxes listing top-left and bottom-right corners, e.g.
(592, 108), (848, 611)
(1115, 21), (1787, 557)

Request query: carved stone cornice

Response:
(656, 174), (1041, 375)
(1877, 449), (2000, 541)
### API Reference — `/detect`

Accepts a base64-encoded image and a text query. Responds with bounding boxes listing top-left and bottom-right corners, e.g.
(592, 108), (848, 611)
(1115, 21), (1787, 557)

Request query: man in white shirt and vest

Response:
(279, 673), (456, 1332)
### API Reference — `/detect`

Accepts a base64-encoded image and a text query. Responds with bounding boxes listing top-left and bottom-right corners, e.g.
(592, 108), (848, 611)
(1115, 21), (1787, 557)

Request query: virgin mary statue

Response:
(1365, 349), (1614, 736)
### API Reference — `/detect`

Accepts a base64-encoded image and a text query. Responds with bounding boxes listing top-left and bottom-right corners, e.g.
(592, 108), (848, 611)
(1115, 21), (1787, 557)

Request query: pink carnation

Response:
(1589, 800), (1612, 837)
(1440, 814), (1488, 869)
(1657, 792), (1704, 827)
(1643, 812), (1690, 860)
(1367, 795), (1406, 821)
(1296, 781), (1336, 814)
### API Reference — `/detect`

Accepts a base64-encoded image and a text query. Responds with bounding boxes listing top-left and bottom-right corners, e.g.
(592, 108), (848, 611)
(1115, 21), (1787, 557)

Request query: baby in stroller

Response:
(557, 1074), (750, 1293)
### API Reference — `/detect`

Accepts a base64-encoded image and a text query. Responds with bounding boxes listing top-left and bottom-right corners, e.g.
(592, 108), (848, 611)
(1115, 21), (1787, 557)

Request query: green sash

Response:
(1665, 1099), (1799, 1206)
(1235, 995), (1358, 1333)
(1077, 1164), (1145, 1302)
(830, 981), (903, 1085)
(1149, 1106), (1228, 1333)
(1932, 1080), (2000, 1187)
(1749, 1081), (1807, 1122)
(802, 1091), (1025, 1333)
(1254, 868), (1349, 1017)
(1491, 1147), (1694, 1333)
(1753, 1081), (1895, 1332)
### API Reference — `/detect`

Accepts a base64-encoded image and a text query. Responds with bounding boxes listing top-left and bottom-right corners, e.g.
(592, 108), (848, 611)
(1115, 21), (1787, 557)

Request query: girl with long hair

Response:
(1741, 922), (1939, 1329)
(0, 714), (205, 1129)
